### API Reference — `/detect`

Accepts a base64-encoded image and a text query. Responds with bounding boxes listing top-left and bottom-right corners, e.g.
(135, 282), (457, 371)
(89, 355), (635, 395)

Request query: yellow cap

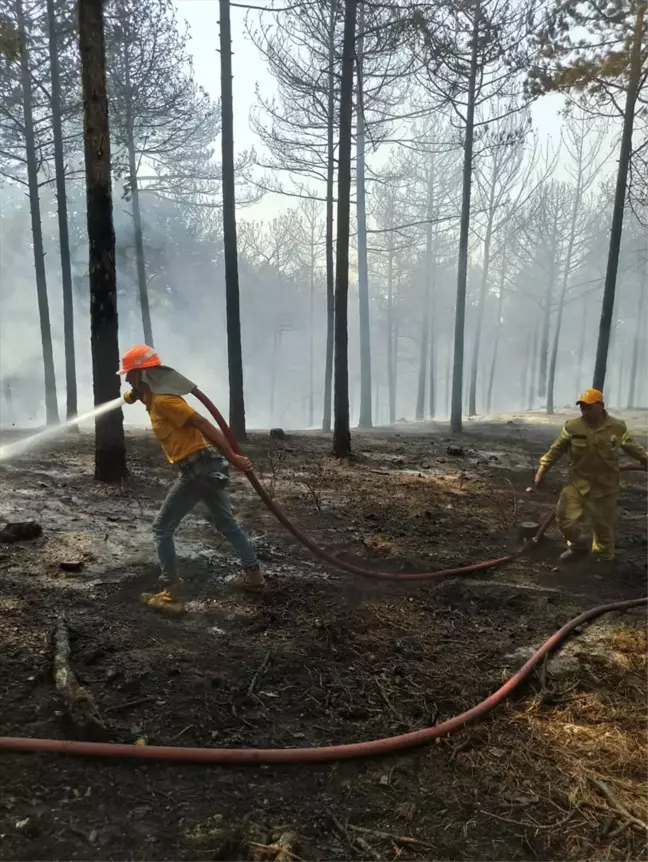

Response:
(577, 388), (603, 405)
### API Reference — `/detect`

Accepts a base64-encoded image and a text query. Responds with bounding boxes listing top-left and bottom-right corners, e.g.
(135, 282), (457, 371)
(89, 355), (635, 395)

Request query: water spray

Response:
(0, 396), (125, 462)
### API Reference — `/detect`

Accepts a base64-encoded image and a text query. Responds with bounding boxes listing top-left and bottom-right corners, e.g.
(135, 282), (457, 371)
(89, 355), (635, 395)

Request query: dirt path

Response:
(0, 415), (646, 861)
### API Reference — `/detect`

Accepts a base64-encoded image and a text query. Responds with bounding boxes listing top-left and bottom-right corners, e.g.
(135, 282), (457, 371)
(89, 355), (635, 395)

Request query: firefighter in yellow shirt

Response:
(118, 345), (265, 614)
(533, 388), (647, 562)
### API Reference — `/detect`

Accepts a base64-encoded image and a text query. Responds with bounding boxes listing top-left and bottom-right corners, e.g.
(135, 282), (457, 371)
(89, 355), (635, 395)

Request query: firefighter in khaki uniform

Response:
(534, 389), (647, 562)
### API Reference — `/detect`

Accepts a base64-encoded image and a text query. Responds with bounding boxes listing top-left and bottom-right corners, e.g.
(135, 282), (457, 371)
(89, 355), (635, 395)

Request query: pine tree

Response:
(79, 0), (127, 480)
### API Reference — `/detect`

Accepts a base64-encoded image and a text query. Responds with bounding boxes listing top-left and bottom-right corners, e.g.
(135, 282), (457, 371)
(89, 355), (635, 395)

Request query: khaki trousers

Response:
(556, 484), (617, 560)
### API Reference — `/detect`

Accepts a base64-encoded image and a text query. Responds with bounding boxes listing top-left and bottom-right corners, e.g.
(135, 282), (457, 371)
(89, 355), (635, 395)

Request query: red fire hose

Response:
(0, 396), (643, 764)
(0, 596), (644, 763)
(192, 388), (557, 581)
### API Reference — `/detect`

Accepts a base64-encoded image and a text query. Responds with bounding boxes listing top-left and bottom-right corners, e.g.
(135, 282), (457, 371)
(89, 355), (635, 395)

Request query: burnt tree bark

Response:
(46, 0), (77, 420)
(468, 159), (497, 417)
(486, 244), (508, 414)
(322, 0), (337, 432)
(593, 2), (645, 390)
(79, 0), (127, 481)
(16, 0), (58, 426)
(416, 161), (435, 420)
(332, 0), (356, 457)
(450, 0), (480, 433)
(355, 0), (372, 428)
(219, 0), (246, 440)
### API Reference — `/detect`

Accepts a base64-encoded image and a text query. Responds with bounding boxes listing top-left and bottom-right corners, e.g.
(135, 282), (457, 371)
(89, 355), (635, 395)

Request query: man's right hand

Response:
(230, 454), (252, 472)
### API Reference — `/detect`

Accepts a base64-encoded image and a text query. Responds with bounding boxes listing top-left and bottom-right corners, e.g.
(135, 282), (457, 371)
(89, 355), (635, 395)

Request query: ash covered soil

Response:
(0, 412), (646, 861)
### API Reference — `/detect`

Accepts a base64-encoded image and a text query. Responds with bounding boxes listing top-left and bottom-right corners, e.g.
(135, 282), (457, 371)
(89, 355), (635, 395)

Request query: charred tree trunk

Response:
(332, 0), (356, 457)
(322, 0), (337, 432)
(593, 3), (645, 391)
(79, 0), (127, 481)
(627, 254), (646, 408)
(538, 249), (556, 399)
(308, 233), (315, 427)
(126, 133), (153, 346)
(16, 0), (58, 426)
(219, 0), (246, 440)
(355, 1), (372, 428)
(386, 237), (395, 425)
(486, 251), (508, 414)
(428, 303), (436, 418)
(391, 319), (398, 423)
(416, 163), (434, 420)
(547, 161), (584, 414)
(468, 166), (497, 417)
(450, 0), (480, 433)
(46, 0), (76, 420)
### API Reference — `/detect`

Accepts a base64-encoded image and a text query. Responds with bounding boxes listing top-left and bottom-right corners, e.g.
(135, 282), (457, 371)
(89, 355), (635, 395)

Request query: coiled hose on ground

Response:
(0, 394), (644, 764)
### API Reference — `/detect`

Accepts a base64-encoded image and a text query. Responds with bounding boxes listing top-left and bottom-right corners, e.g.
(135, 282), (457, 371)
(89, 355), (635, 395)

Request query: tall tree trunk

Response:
(126, 133), (153, 345)
(322, 0), (337, 432)
(16, 0), (58, 426)
(386, 236), (395, 424)
(547, 160), (584, 414)
(593, 2), (645, 390)
(355, 1), (372, 428)
(538, 258), (556, 398)
(79, 0), (127, 480)
(428, 300), (436, 418)
(391, 319), (398, 423)
(416, 162), (434, 420)
(528, 318), (539, 410)
(332, 0), (356, 457)
(308, 233), (315, 426)
(486, 251), (508, 414)
(46, 0), (76, 420)
(546, 287), (567, 414)
(450, 0), (480, 433)
(627, 253), (646, 407)
(468, 163), (497, 417)
(219, 0), (246, 440)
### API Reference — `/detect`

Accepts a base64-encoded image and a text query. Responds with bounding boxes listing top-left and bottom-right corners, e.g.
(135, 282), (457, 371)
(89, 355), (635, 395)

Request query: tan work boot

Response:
(141, 578), (186, 615)
(241, 566), (266, 592)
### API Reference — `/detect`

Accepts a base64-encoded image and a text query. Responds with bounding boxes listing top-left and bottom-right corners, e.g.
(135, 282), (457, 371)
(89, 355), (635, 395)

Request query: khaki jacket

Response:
(539, 413), (647, 497)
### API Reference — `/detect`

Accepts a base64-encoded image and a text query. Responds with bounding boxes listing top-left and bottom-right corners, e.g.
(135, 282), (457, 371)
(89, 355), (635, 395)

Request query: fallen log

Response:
(53, 618), (107, 738)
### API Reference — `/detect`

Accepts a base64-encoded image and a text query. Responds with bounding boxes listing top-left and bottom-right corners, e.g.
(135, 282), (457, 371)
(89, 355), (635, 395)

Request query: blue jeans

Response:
(152, 449), (258, 583)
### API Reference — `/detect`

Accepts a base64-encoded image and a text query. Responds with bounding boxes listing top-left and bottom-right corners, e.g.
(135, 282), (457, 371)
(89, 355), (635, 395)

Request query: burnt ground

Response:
(0, 411), (647, 862)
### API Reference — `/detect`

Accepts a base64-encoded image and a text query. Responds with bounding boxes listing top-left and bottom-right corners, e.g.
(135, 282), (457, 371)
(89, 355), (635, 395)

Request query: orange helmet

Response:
(577, 388), (604, 405)
(117, 345), (161, 375)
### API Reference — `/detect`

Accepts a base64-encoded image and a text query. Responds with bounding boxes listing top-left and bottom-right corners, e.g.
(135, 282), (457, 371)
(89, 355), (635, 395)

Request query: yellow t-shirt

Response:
(143, 393), (209, 464)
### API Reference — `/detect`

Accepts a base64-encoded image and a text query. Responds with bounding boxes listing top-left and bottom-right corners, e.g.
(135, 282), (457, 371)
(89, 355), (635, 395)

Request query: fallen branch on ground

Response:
(53, 618), (106, 737)
(248, 649), (272, 698)
(348, 823), (436, 849)
(589, 777), (648, 834)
